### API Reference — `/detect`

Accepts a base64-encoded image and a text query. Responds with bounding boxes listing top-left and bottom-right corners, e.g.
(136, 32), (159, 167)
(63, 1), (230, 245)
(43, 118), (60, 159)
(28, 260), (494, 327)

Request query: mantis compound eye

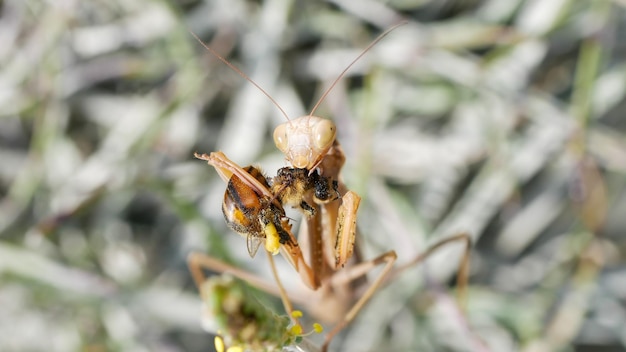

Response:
(312, 119), (336, 151)
(273, 123), (289, 154)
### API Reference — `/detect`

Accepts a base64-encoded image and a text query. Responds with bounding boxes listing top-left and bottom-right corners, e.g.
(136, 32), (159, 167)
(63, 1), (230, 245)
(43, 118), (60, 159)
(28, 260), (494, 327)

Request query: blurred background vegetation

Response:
(1, 0), (625, 351)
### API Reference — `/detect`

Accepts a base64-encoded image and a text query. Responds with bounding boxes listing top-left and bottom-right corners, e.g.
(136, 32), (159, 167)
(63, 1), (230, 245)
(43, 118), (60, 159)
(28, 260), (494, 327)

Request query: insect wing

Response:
(247, 234), (262, 258)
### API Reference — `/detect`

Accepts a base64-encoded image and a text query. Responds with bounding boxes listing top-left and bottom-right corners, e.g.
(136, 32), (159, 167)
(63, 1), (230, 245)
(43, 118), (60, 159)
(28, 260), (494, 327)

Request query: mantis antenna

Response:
(308, 21), (407, 117)
(190, 21), (406, 123)
(189, 30), (292, 122)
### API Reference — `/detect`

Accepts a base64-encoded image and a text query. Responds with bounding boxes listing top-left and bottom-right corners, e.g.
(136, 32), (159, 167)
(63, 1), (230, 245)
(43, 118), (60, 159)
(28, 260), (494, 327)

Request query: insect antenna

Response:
(190, 31), (291, 122)
(308, 21), (407, 117)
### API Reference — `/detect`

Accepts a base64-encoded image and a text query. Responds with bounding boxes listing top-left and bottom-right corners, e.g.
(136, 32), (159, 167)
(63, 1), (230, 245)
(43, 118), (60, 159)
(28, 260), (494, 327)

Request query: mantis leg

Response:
(186, 252), (308, 309)
(322, 250), (398, 352)
(390, 232), (472, 308)
(187, 252), (279, 296)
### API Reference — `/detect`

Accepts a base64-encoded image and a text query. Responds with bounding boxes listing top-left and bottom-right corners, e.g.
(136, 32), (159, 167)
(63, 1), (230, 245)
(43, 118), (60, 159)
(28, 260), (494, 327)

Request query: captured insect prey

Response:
(219, 161), (339, 257)
(221, 165), (297, 258)
(271, 167), (340, 218)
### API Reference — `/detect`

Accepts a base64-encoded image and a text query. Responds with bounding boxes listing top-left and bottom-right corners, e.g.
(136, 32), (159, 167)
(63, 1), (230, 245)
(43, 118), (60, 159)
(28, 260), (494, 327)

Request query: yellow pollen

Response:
(291, 310), (303, 318)
(214, 336), (225, 352)
(263, 222), (280, 255)
(290, 324), (303, 336)
(313, 323), (324, 333)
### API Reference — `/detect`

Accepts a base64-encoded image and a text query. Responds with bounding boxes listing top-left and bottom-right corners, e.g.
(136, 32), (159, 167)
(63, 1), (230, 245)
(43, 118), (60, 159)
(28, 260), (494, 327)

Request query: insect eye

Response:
(273, 123), (289, 153)
(313, 119), (336, 150)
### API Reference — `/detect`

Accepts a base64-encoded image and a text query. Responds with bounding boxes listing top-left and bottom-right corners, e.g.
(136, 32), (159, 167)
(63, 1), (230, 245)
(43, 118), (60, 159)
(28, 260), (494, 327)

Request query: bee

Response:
(194, 151), (329, 291)
(220, 164), (294, 258)
(271, 166), (340, 219)
(220, 162), (340, 258)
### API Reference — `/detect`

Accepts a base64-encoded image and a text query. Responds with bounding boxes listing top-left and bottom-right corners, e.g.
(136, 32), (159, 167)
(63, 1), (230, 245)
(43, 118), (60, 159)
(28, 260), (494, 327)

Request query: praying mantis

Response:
(188, 23), (472, 352)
